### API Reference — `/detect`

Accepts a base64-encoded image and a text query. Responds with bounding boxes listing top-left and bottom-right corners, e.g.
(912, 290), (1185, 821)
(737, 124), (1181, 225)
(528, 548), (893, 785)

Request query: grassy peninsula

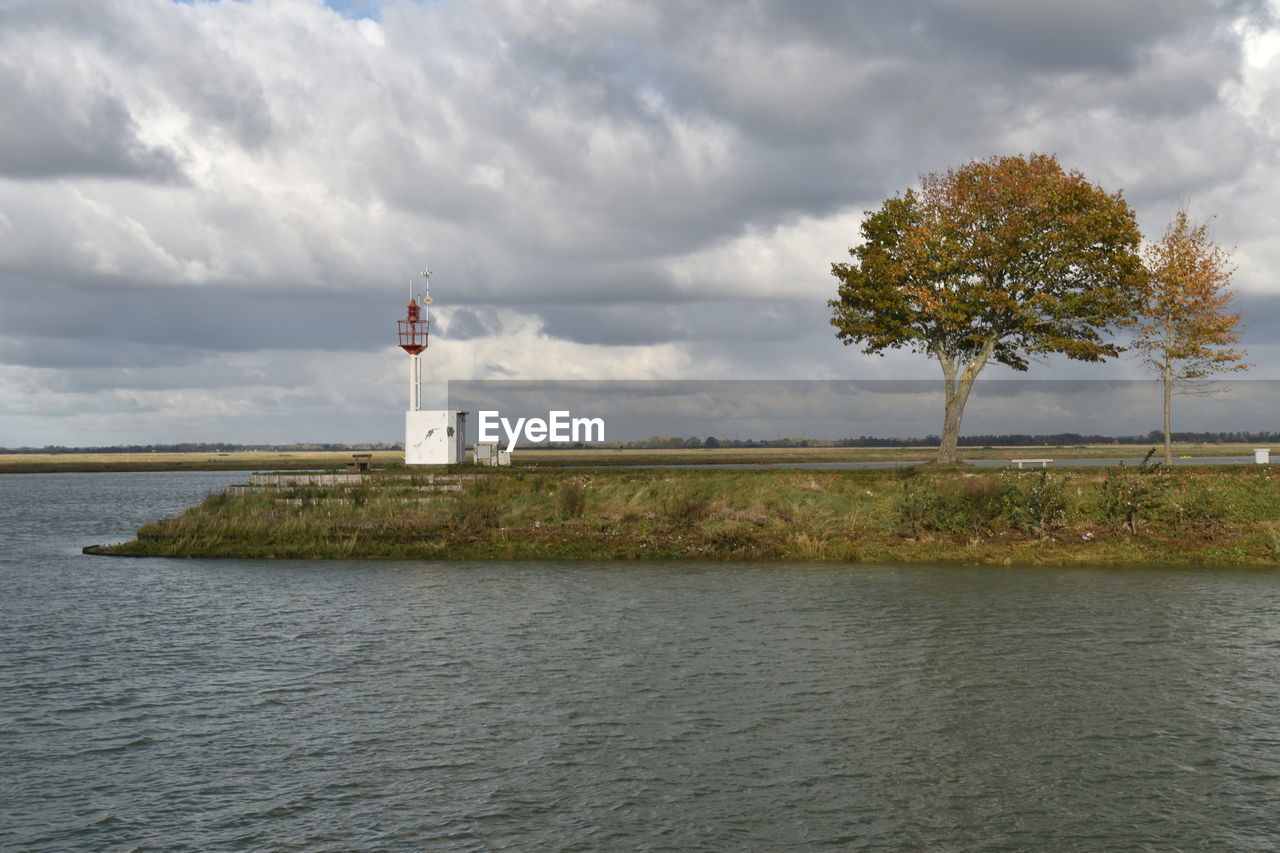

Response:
(89, 462), (1280, 566)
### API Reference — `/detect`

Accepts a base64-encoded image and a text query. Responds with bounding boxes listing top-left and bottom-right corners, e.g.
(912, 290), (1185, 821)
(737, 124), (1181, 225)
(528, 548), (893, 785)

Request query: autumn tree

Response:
(1135, 208), (1249, 465)
(829, 153), (1147, 464)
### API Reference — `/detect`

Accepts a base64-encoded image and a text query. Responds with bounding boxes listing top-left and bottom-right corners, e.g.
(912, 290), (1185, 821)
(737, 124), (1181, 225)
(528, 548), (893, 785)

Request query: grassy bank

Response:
(90, 463), (1280, 566)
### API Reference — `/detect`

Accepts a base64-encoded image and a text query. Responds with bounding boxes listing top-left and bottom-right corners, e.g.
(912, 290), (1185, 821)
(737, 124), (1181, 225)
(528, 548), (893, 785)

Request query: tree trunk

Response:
(936, 342), (994, 464)
(1162, 361), (1173, 466)
(938, 384), (968, 464)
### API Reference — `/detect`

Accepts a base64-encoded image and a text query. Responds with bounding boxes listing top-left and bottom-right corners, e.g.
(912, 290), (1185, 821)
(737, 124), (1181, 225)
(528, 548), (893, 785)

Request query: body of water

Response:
(3, 472), (1280, 850)
(641, 455), (1263, 470)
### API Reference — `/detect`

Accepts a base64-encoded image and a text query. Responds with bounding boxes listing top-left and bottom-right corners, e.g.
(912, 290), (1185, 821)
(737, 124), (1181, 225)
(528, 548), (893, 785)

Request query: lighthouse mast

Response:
(399, 269), (464, 466)
(397, 270), (432, 412)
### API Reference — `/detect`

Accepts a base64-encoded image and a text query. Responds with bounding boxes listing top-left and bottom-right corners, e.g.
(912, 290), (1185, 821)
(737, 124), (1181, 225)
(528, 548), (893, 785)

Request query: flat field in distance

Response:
(513, 443), (1265, 467)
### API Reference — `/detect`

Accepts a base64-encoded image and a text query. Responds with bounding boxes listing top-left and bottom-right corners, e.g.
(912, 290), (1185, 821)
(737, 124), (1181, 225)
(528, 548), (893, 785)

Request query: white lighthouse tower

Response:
(398, 270), (466, 465)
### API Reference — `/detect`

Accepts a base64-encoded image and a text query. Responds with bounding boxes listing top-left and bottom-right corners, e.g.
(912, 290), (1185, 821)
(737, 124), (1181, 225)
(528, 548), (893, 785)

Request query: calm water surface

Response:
(644, 455), (1260, 470)
(3, 472), (1280, 850)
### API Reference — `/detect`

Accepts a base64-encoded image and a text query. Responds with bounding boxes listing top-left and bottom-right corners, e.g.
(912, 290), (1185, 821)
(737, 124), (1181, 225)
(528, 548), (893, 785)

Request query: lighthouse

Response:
(399, 270), (466, 465)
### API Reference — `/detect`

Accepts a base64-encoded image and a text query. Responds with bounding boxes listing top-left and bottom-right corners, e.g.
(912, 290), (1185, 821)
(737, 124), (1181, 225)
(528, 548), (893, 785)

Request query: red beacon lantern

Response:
(398, 296), (429, 355)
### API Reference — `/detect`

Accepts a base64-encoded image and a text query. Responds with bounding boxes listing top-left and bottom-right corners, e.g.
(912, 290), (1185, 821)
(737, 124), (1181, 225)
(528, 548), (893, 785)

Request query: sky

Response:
(2, 0), (1280, 445)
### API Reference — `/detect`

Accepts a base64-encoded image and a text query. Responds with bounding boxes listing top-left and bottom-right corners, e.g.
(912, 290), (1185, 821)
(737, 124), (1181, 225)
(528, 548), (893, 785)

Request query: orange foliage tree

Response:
(830, 154), (1146, 464)
(1135, 209), (1249, 465)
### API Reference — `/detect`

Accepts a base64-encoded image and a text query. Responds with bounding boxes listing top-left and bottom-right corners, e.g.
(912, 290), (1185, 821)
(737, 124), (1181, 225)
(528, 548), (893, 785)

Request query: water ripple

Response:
(4, 473), (1280, 849)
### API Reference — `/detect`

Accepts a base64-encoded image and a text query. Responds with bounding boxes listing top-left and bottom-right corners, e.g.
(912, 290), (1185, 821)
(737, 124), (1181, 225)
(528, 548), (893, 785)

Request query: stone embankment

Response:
(223, 472), (479, 495)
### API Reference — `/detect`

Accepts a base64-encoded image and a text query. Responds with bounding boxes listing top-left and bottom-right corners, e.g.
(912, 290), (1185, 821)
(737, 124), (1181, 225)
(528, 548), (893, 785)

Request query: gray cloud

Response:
(0, 60), (183, 181)
(0, 283), (395, 360)
(437, 307), (500, 341)
(923, 0), (1214, 73)
(537, 299), (819, 348)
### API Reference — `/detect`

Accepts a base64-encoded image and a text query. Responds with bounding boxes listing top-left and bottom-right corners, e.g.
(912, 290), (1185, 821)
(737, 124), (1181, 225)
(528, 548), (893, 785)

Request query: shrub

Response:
(1002, 470), (1071, 534)
(662, 490), (713, 526)
(1162, 484), (1230, 528)
(452, 481), (503, 533)
(555, 480), (587, 519)
(896, 478), (944, 535)
(1097, 449), (1168, 533)
(954, 477), (1009, 533)
(1265, 522), (1280, 561)
(895, 476), (1008, 535)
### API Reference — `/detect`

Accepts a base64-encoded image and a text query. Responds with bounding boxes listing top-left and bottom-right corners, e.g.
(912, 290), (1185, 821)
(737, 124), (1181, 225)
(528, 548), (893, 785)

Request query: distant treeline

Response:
(843, 430), (1280, 448)
(540, 430), (1280, 450)
(5, 431), (1278, 454)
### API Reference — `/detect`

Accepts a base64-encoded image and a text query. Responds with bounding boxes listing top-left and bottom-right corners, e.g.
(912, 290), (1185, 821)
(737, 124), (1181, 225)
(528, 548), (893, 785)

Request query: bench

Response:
(1008, 458), (1053, 469)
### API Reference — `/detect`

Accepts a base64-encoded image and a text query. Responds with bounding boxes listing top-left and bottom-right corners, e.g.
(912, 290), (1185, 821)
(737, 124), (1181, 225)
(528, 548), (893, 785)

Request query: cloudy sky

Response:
(2, 0), (1279, 445)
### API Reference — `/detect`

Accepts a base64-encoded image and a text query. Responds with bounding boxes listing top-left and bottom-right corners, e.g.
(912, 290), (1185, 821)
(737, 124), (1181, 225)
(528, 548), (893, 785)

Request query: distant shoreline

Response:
(3, 443), (1272, 473)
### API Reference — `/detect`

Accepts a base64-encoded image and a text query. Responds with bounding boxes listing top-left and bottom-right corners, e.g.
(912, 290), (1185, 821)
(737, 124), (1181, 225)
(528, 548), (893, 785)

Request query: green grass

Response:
(88, 464), (1280, 567)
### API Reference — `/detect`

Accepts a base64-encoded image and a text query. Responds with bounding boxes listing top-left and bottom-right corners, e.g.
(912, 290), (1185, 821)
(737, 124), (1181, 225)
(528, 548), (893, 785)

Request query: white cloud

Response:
(666, 211), (865, 300)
